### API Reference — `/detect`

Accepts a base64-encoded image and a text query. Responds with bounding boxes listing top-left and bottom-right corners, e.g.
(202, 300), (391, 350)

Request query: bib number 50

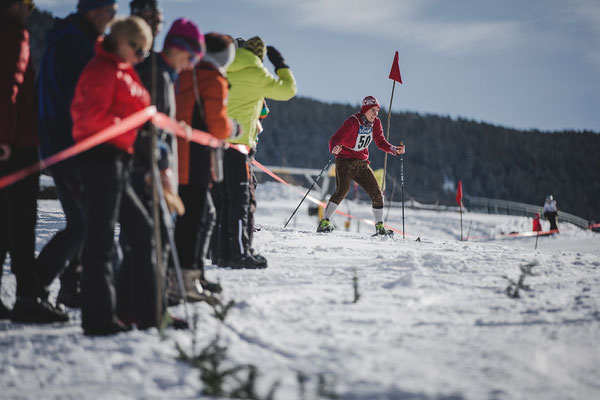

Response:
(357, 134), (371, 150)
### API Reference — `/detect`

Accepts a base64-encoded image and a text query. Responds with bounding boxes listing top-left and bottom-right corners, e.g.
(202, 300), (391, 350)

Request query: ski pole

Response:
(400, 155), (405, 239)
(153, 170), (192, 329)
(384, 176), (396, 223)
(284, 154), (335, 228)
(466, 220), (473, 241)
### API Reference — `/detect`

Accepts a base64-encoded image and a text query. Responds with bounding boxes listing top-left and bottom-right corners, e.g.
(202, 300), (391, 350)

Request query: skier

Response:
(317, 95), (405, 235)
(543, 195), (559, 232)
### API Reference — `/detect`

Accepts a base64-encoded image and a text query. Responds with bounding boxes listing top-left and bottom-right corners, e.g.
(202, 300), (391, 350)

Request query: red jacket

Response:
(533, 214), (542, 232)
(71, 41), (150, 154)
(175, 62), (232, 184)
(329, 113), (395, 161)
(0, 17), (38, 147)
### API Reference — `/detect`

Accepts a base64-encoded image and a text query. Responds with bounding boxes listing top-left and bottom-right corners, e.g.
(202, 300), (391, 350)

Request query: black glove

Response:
(266, 46), (289, 71)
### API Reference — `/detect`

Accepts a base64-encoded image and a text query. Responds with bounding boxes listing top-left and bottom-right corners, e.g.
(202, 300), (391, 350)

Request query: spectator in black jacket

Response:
(117, 17), (203, 325)
(35, 0), (117, 308)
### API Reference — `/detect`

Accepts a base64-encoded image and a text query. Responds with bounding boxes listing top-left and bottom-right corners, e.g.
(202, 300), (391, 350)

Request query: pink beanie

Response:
(164, 18), (205, 59)
(361, 95), (380, 114)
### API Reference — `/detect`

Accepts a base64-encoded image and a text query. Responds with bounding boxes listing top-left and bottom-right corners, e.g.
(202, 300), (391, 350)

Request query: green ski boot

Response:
(374, 221), (394, 237)
(317, 218), (334, 233)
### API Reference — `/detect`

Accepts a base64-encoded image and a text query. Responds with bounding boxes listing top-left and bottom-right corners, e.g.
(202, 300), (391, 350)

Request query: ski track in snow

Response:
(1, 183), (600, 400)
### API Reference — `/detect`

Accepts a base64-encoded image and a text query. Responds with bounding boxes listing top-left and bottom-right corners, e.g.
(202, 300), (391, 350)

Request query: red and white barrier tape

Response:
(0, 106), (247, 190)
(0, 106), (157, 190)
(499, 229), (560, 238)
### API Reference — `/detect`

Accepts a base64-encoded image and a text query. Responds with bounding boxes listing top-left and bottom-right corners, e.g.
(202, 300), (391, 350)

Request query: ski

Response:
(371, 231), (394, 238)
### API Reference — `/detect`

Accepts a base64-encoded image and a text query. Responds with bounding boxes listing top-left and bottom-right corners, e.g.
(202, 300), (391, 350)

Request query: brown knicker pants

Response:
(330, 157), (384, 208)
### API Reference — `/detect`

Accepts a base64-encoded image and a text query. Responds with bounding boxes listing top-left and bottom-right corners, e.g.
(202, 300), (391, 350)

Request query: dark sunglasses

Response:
(129, 41), (149, 59)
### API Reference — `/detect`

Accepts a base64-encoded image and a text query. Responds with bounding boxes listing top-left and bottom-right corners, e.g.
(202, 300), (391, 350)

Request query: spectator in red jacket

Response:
(1, 0), (68, 323)
(71, 16), (154, 335)
(317, 95), (405, 236)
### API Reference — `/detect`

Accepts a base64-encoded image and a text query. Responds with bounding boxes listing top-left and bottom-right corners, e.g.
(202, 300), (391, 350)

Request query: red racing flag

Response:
(389, 51), (403, 83)
(456, 180), (463, 206)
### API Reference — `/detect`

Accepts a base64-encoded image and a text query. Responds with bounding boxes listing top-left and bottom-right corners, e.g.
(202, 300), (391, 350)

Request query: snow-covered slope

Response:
(1, 182), (599, 399)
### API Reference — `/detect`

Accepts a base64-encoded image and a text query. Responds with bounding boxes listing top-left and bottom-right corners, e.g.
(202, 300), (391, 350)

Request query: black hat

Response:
(205, 33), (234, 53)
(130, 0), (159, 14)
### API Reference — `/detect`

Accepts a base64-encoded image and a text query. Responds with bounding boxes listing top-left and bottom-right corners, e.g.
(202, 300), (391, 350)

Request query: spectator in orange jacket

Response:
(173, 32), (236, 301)
(1, 0), (68, 323)
(71, 16), (154, 335)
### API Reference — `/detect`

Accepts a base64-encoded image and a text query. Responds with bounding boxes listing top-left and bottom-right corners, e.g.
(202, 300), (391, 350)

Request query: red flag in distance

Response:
(456, 180), (463, 206)
(389, 51), (402, 83)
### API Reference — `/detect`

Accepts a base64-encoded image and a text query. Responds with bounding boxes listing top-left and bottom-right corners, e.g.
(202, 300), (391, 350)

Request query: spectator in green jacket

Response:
(213, 36), (296, 269)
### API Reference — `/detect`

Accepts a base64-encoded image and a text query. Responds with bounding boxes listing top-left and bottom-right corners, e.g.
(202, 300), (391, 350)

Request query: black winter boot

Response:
(225, 253), (268, 269)
(84, 318), (133, 336)
(0, 301), (11, 320)
(10, 297), (69, 323)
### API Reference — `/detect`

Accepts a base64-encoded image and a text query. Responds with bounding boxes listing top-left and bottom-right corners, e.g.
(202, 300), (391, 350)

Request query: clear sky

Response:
(37, 0), (600, 132)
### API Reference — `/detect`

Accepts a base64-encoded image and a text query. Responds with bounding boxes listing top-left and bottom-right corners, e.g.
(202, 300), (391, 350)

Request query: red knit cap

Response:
(361, 95), (380, 114)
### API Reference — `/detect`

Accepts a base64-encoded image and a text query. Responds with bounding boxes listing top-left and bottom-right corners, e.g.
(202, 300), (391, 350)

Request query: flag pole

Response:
(460, 202), (463, 241)
(382, 80), (396, 194)
(383, 51), (403, 236)
(456, 180), (463, 241)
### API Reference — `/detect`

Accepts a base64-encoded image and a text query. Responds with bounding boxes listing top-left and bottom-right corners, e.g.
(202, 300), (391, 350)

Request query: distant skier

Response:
(543, 195), (559, 232)
(317, 95), (405, 235)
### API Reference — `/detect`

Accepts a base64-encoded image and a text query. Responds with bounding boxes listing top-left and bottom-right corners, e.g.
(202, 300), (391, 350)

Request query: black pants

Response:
(0, 147), (40, 299)
(175, 185), (214, 272)
(175, 145), (214, 272)
(216, 148), (250, 261)
(544, 211), (559, 231)
(78, 147), (158, 331)
(35, 160), (85, 298)
(208, 183), (223, 262)
(247, 171), (257, 250)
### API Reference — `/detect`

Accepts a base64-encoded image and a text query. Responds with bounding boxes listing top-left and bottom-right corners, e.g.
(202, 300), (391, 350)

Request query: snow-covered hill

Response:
(1, 182), (599, 399)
